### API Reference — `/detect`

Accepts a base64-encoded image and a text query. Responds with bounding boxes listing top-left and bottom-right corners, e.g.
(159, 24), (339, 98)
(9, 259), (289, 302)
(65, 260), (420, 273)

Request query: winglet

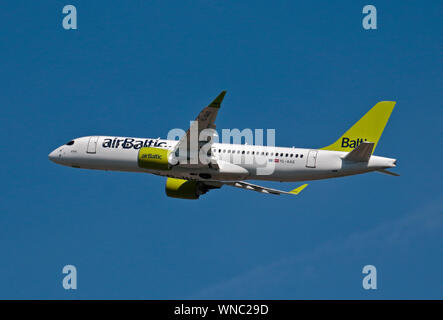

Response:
(208, 91), (227, 108)
(289, 184), (308, 195)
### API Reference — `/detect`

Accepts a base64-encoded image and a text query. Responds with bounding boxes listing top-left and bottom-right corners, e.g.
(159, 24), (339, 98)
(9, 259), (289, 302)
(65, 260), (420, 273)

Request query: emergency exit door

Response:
(306, 150), (318, 168)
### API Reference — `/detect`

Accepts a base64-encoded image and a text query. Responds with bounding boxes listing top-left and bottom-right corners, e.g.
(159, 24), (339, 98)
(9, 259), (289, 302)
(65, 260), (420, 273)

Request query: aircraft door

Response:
(306, 150), (318, 168)
(87, 136), (99, 154)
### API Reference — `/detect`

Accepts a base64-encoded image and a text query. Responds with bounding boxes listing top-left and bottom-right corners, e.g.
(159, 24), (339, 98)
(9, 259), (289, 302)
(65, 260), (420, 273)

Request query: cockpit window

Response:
(66, 140), (75, 146)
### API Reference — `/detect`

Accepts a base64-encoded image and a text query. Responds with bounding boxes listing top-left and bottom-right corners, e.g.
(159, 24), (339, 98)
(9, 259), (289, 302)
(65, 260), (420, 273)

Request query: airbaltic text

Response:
(341, 137), (367, 148)
(102, 138), (167, 149)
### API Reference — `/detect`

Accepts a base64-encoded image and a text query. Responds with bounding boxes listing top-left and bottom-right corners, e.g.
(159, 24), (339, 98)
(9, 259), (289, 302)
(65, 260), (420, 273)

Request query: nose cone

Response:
(48, 149), (58, 163)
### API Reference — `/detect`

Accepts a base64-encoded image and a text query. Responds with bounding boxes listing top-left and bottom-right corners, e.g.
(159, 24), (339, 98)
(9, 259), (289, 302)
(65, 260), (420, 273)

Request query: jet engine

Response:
(165, 178), (219, 199)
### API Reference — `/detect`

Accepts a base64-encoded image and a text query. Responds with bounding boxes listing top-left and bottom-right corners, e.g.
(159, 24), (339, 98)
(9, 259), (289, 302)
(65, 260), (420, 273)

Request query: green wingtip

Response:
(289, 184), (308, 195)
(209, 90), (227, 108)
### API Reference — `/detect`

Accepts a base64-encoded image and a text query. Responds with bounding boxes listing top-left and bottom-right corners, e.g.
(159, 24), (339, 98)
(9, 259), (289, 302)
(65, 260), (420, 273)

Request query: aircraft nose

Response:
(48, 149), (58, 162)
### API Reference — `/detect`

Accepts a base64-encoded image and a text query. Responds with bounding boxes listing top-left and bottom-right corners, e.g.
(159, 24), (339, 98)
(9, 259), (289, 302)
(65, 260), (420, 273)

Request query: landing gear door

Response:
(87, 136), (99, 154)
(306, 150), (318, 168)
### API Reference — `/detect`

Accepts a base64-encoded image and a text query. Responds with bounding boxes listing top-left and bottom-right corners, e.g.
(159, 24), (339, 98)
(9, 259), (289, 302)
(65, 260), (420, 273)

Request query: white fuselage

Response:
(48, 136), (397, 182)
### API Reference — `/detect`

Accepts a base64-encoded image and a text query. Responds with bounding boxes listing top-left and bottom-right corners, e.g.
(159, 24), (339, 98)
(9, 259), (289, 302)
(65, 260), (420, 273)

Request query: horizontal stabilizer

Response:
(377, 169), (400, 176)
(344, 141), (374, 162)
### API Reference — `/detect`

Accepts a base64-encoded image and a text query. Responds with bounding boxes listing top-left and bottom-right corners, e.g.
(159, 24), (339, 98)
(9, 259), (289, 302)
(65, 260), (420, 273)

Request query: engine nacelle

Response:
(165, 178), (201, 199)
(165, 178), (222, 199)
(138, 147), (171, 171)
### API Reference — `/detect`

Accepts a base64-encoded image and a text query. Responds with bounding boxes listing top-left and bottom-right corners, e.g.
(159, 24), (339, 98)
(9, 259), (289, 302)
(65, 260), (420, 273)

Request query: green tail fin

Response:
(321, 101), (396, 153)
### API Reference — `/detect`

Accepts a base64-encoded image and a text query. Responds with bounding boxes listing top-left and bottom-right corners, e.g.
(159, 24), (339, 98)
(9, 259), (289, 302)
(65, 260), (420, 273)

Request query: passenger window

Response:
(300, 154), (304, 158)
(242, 151), (245, 154)
(290, 154), (293, 157)
(295, 154), (298, 158)
(285, 153), (288, 157)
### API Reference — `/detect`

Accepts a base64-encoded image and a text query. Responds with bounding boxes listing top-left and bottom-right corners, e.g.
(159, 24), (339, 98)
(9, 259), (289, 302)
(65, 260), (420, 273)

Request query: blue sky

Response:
(0, 1), (442, 299)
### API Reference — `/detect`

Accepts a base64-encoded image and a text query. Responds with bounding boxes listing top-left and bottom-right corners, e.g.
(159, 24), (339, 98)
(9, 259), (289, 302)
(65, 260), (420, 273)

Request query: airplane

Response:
(48, 91), (398, 199)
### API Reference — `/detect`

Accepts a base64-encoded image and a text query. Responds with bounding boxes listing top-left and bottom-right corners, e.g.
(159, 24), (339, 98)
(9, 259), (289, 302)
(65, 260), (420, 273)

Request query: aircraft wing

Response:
(172, 91), (226, 166)
(223, 181), (308, 196)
